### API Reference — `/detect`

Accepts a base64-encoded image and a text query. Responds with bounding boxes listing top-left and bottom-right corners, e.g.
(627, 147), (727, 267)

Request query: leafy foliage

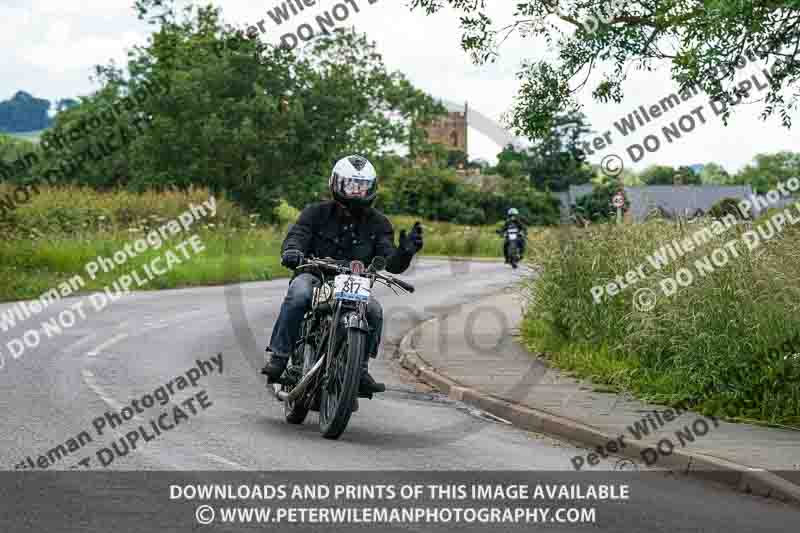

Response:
(573, 183), (628, 222)
(729, 151), (800, 194)
(409, 1), (800, 140)
(639, 164), (701, 185)
(29, 1), (444, 222)
(378, 165), (560, 226)
(708, 197), (746, 220)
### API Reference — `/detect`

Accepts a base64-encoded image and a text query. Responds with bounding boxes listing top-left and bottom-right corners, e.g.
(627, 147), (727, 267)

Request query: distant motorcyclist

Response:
(496, 208), (527, 264)
(261, 155), (423, 396)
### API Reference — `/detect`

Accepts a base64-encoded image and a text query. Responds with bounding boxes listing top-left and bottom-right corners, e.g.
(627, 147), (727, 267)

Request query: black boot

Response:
(261, 349), (288, 382)
(359, 357), (385, 397)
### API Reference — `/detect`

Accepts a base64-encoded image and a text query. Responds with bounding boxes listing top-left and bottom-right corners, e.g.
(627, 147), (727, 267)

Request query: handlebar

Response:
(389, 277), (415, 293)
(295, 257), (415, 293)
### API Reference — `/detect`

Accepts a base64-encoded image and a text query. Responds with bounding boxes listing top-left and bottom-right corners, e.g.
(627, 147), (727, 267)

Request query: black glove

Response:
(281, 249), (304, 269)
(399, 222), (423, 255)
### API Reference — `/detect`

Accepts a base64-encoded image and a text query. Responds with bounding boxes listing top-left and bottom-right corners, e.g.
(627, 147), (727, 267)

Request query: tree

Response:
(573, 183), (628, 223)
(0, 134), (37, 172)
(489, 112), (593, 191)
(446, 149), (468, 169)
(55, 99), (80, 113)
(699, 162), (731, 185)
(40, 1), (442, 219)
(409, 1), (800, 141)
(639, 165), (676, 185)
(674, 165), (701, 185)
(731, 151), (800, 194)
(492, 144), (527, 178)
(527, 110), (594, 191)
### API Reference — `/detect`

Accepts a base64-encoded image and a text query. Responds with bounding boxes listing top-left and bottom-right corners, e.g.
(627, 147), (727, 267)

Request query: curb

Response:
(394, 312), (800, 507)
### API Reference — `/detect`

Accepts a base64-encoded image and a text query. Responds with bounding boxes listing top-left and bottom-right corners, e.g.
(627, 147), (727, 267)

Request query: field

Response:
(521, 215), (800, 426)
(0, 185), (504, 302)
(4, 130), (44, 143)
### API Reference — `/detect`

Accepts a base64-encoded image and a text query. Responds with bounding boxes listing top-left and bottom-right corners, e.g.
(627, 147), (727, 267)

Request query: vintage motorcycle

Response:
(271, 256), (414, 439)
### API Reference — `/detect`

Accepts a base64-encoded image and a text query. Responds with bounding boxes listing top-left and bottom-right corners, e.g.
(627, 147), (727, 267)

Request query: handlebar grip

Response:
(393, 278), (415, 293)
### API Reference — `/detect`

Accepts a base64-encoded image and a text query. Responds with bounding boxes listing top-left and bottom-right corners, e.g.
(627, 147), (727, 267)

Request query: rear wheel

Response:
(319, 327), (365, 439)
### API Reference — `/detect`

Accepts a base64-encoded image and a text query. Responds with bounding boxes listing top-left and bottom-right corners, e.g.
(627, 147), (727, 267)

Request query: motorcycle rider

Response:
(261, 155), (423, 396)
(497, 208), (527, 263)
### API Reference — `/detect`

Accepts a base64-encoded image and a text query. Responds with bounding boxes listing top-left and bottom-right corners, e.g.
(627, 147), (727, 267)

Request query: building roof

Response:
(558, 184), (758, 222)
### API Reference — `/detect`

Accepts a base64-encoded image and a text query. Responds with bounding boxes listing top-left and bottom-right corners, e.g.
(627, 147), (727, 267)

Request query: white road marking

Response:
(202, 453), (247, 470)
(81, 369), (126, 412)
(87, 333), (129, 357)
(64, 333), (99, 354)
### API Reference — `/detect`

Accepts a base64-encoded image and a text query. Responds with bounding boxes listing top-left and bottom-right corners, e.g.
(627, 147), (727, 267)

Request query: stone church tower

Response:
(422, 102), (468, 155)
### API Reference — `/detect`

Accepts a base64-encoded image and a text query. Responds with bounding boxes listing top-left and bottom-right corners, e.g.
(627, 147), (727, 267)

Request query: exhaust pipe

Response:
(287, 355), (326, 403)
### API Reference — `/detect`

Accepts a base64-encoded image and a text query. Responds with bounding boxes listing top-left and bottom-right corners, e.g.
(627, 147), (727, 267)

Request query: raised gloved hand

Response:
(281, 249), (304, 269)
(399, 221), (424, 255)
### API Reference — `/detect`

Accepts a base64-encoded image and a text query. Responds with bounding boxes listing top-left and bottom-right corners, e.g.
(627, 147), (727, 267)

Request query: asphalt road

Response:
(0, 258), (797, 531)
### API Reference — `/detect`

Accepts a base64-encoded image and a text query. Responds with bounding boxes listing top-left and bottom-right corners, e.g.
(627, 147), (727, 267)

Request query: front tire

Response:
(319, 328), (365, 439)
(284, 329), (315, 424)
(510, 243), (520, 269)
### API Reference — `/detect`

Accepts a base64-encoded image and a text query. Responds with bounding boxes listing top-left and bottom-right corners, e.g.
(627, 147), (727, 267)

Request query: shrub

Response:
(708, 197), (746, 220)
(573, 184), (628, 222)
(273, 199), (300, 227)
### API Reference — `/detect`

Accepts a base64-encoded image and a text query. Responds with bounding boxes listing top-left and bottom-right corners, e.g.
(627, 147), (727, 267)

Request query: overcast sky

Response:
(2, 0), (798, 171)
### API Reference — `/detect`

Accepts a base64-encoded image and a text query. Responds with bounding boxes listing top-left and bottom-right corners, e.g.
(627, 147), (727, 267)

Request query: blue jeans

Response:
(268, 273), (383, 361)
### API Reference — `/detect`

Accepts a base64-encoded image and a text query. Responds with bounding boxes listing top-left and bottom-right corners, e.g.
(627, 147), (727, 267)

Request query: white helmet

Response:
(507, 208), (519, 217)
(329, 155), (378, 209)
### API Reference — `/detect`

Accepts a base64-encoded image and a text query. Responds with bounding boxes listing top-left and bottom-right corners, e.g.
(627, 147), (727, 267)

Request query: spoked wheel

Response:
(319, 328), (365, 439)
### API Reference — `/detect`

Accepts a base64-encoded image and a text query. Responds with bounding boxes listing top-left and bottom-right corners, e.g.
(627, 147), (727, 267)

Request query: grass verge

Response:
(0, 185), (508, 302)
(522, 214), (800, 426)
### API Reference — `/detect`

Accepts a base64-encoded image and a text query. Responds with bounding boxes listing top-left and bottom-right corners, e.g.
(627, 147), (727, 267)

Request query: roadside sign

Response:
(612, 193), (625, 208)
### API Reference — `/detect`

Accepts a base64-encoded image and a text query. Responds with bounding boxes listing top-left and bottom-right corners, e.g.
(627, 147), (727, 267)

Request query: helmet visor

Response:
(336, 175), (376, 199)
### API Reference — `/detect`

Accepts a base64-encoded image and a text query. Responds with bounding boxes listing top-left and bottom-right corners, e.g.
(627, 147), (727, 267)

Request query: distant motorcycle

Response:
(271, 256), (414, 439)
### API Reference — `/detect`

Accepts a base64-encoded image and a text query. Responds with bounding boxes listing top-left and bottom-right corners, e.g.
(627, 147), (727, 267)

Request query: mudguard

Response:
(340, 310), (369, 332)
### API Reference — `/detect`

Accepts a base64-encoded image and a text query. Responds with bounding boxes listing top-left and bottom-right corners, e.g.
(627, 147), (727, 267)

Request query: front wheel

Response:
(284, 341), (315, 424)
(319, 327), (365, 439)
(510, 243), (520, 269)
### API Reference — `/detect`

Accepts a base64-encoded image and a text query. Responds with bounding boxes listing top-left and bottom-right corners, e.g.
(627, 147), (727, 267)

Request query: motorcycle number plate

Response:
(334, 274), (371, 302)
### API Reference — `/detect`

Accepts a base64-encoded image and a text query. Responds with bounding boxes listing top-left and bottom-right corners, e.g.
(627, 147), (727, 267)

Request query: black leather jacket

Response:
(497, 219), (527, 237)
(282, 201), (414, 274)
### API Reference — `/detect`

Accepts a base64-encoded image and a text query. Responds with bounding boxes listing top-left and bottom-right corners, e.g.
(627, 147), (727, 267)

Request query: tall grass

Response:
(0, 185), (507, 302)
(389, 215), (504, 258)
(522, 214), (800, 425)
(0, 185), (287, 300)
